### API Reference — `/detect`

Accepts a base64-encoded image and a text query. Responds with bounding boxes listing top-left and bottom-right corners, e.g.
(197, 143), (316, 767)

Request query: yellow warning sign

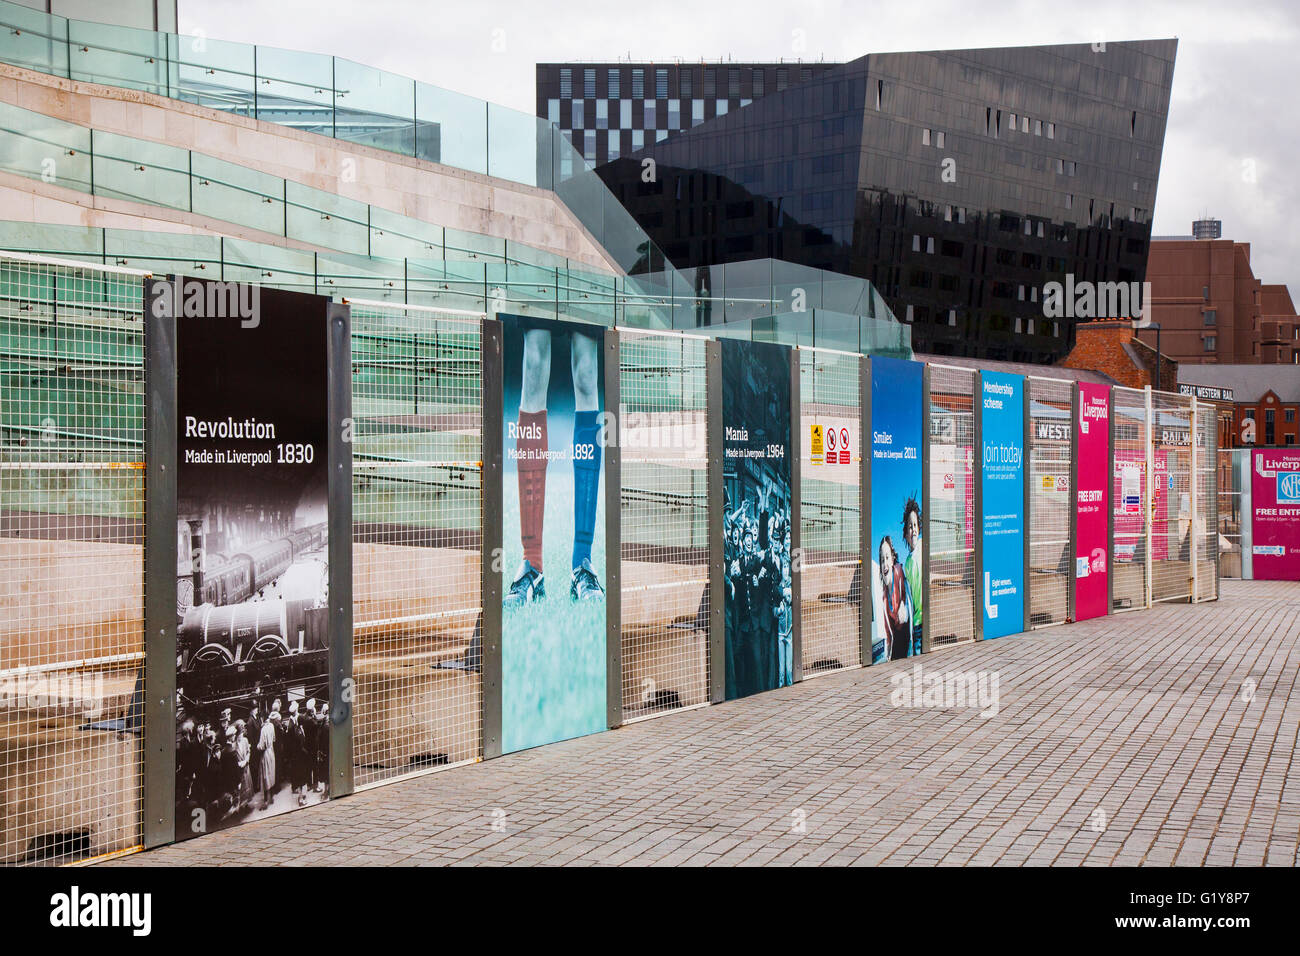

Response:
(810, 424), (824, 464)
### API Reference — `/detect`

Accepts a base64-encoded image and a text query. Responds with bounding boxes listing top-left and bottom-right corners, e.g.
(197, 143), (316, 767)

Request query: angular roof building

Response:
(585, 41), (1178, 363)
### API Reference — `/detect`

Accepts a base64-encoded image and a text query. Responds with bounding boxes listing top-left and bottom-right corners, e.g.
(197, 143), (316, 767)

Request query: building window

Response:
(571, 100), (583, 129)
(1022, 115), (1030, 133)
(1034, 119), (1042, 136)
(1203, 286), (1210, 300)
(583, 129), (595, 160)
(632, 69), (644, 98)
(1046, 122), (1055, 139)
(584, 69), (595, 98)
(703, 69), (716, 97)
(1286, 409), (1296, 423)
(1204, 335), (1217, 352)
(777, 68), (788, 91)
(644, 101), (656, 128)
(607, 130), (620, 161)
(547, 99), (559, 125)
(716, 100), (728, 116)
(912, 234), (921, 252)
(1203, 310), (1217, 326)
(667, 99), (680, 129)
(631, 129), (644, 150)
(607, 69), (620, 99)
(620, 100), (631, 127)
(752, 69), (764, 97)
(692, 99), (704, 126)
(559, 69), (572, 98)
(936, 131), (945, 148)
(656, 69), (668, 98)
(595, 99), (608, 129)
(728, 68), (740, 98)
(922, 128), (931, 146)
(680, 70), (692, 98)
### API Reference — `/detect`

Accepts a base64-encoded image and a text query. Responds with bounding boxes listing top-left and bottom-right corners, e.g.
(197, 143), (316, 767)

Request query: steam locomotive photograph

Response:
(175, 504), (332, 837)
(171, 285), (334, 839)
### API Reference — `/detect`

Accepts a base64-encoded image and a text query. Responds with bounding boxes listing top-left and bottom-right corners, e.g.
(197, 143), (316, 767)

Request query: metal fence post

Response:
(1068, 383), (1080, 622)
(705, 339), (725, 703)
(143, 275), (178, 850)
(920, 362), (932, 655)
(1107, 385), (1116, 615)
(1189, 396), (1199, 603)
(862, 356), (874, 664)
(480, 319), (504, 759)
(972, 370), (985, 641)
(789, 346), (803, 682)
(327, 301), (354, 799)
(1144, 385), (1154, 609)
(604, 328), (623, 728)
(1022, 374), (1032, 635)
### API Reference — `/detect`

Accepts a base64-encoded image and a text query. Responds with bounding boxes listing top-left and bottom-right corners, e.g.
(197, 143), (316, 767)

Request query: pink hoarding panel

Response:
(1251, 449), (1300, 581)
(1075, 384), (1109, 620)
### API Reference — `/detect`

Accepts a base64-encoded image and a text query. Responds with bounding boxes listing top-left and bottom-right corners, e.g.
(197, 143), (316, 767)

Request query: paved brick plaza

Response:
(111, 580), (1300, 867)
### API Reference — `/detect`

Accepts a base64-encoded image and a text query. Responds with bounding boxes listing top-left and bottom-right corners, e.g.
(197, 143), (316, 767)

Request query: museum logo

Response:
(150, 277), (260, 328)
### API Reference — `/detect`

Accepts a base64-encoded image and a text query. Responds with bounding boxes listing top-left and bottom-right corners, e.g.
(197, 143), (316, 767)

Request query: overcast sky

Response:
(181, 0), (1299, 297)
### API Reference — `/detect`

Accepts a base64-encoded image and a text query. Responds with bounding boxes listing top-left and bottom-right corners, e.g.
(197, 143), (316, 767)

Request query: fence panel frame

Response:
(706, 338), (724, 703)
(604, 327), (622, 728)
(143, 273), (175, 850)
(326, 301), (353, 797)
(480, 318), (503, 759)
(796, 344), (864, 678)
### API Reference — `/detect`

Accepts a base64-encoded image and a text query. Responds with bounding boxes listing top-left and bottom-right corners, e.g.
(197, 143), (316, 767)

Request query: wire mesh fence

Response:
(1151, 392), (1192, 605)
(1195, 406), (1219, 602)
(1027, 376), (1073, 627)
(798, 347), (863, 676)
(349, 300), (484, 788)
(926, 364), (977, 647)
(1216, 448), (1244, 579)
(1111, 386), (1149, 612)
(0, 251), (146, 865)
(618, 329), (710, 721)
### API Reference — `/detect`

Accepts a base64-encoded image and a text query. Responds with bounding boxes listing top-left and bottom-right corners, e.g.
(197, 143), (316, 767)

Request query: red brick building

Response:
(1146, 224), (1300, 365)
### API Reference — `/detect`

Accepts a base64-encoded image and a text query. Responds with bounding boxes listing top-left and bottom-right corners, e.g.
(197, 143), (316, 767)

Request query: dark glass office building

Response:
(536, 61), (841, 167)
(566, 41), (1176, 362)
